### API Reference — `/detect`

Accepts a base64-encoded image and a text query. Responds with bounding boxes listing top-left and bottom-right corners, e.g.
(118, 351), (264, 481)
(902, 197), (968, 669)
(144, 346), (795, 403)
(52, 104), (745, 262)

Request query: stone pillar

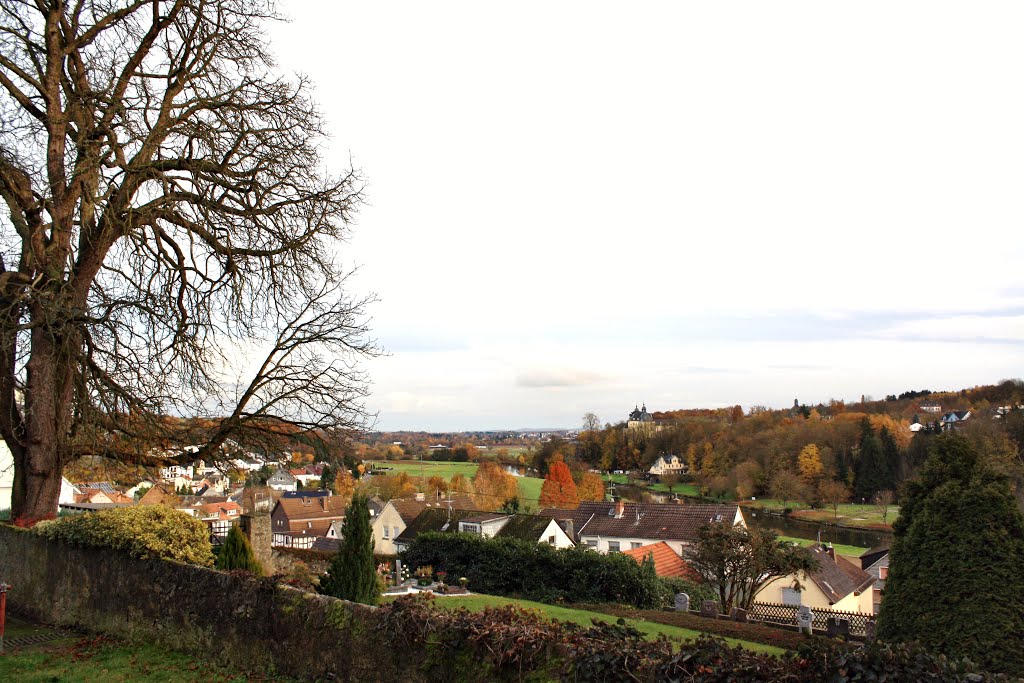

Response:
(241, 512), (274, 575)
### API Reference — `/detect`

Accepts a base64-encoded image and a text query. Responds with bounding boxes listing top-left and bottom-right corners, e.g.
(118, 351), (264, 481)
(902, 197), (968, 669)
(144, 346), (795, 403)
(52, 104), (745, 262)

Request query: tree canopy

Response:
(877, 433), (1024, 675)
(0, 1), (377, 520)
(320, 494), (380, 605)
(687, 522), (818, 612)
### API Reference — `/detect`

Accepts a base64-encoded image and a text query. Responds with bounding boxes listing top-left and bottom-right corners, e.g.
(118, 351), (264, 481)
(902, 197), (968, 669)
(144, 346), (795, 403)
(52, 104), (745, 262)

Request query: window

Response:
(459, 522), (482, 535)
(383, 526), (390, 539)
(631, 542), (643, 550)
(585, 539), (598, 549)
(608, 541), (621, 553)
(782, 588), (802, 606)
(393, 526), (400, 539)
(548, 535), (556, 544)
(879, 566), (888, 579)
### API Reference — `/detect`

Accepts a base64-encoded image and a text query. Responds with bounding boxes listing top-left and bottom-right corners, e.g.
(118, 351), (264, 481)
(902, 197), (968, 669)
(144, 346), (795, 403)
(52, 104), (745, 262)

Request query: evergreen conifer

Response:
(877, 433), (1024, 675)
(216, 524), (263, 574)
(320, 494), (380, 605)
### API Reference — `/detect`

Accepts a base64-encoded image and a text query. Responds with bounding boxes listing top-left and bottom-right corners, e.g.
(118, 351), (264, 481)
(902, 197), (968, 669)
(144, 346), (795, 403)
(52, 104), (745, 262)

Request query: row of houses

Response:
(266, 488), (879, 615)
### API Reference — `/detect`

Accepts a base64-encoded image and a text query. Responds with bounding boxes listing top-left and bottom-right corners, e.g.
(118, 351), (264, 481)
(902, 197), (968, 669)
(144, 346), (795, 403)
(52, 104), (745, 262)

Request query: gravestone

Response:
(731, 607), (748, 622)
(394, 559), (403, 586)
(796, 606), (813, 635)
(700, 600), (718, 619)
(674, 593), (690, 612)
(865, 620), (877, 642)
(827, 617), (850, 640)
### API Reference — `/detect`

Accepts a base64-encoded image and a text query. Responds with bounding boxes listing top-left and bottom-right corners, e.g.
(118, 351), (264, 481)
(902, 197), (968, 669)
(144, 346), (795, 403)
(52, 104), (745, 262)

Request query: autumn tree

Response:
(768, 469), (806, 507)
(539, 459), (579, 508)
(796, 444), (823, 486)
(0, 1), (377, 521)
(472, 460), (518, 509)
(576, 471), (606, 502)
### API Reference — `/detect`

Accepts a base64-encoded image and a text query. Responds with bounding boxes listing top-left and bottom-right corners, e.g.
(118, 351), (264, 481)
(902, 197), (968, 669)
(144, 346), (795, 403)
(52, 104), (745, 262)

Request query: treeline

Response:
(573, 380), (1024, 506)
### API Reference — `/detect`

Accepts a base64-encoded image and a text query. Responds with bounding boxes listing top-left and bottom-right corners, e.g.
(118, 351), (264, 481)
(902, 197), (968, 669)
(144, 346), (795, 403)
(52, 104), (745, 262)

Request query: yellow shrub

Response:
(34, 505), (214, 566)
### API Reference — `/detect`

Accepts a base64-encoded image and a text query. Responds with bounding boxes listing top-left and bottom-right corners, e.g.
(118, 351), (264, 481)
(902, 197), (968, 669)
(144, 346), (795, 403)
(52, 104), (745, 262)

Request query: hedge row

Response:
(402, 532), (668, 608)
(378, 594), (1013, 683)
(33, 506), (214, 566)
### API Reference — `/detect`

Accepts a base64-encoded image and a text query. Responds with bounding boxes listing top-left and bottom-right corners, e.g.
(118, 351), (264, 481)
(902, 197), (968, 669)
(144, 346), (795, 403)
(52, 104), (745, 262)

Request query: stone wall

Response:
(0, 524), (415, 682)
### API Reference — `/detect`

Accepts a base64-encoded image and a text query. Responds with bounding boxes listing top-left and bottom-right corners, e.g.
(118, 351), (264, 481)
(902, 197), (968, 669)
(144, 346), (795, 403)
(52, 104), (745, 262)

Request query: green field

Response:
(742, 499), (898, 530)
(366, 460), (547, 510)
(776, 535), (867, 559)
(383, 593), (783, 654)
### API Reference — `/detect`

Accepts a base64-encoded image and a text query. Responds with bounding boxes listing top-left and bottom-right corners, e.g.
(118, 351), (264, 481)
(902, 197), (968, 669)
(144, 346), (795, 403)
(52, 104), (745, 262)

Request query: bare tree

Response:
(0, 1), (377, 520)
(873, 489), (895, 524)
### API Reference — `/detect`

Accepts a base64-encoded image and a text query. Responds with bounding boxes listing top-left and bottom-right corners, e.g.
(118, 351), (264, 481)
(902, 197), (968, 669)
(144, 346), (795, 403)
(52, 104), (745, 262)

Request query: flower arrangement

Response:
(459, 576), (469, 588)
(414, 565), (434, 586)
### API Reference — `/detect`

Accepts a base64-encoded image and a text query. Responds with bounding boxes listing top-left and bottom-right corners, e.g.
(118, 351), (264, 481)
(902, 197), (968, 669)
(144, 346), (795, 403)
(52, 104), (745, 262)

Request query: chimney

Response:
(319, 497), (327, 511)
(825, 543), (835, 561)
(415, 492), (425, 502)
(560, 519), (574, 540)
(614, 500), (625, 519)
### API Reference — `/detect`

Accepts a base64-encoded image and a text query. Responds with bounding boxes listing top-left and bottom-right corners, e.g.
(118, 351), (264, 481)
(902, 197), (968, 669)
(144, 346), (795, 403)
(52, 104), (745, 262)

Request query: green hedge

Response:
(33, 506), (214, 566)
(379, 594), (1015, 682)
(402, 532), (664, 608)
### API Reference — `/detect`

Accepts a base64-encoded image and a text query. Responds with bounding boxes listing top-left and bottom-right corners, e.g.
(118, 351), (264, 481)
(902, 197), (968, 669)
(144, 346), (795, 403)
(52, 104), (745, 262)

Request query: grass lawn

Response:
(742, 499), (897, 530)
(646, 481), (702, 497)
(776, 535), (867, 559)
(384, 593), (784, 655)
(0, 616), (293, 682)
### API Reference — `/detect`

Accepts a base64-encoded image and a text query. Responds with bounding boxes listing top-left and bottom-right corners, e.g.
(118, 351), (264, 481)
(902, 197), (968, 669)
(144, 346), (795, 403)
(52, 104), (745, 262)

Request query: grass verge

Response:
(383, 592), (786, 655)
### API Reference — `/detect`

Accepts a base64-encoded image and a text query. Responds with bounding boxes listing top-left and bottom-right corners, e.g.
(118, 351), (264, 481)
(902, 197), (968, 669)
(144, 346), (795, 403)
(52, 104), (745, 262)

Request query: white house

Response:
(649, 454), (686, 476)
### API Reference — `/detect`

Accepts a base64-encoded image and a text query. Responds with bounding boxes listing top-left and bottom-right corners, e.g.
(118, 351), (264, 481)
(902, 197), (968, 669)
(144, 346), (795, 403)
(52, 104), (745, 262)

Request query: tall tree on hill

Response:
(539, 459), (579, 509)
(877, 433), (1024, 674)
(853, 420), (887, 502)
(320, 494), (380, 605)
(0, 1), (377, 521)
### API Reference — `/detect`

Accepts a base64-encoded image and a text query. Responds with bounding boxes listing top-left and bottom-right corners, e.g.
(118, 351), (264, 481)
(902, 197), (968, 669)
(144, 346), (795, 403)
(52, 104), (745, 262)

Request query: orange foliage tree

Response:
(539, 460), (579, 509)
(473, 461), (519, 509)
(576, 471), (605, 502)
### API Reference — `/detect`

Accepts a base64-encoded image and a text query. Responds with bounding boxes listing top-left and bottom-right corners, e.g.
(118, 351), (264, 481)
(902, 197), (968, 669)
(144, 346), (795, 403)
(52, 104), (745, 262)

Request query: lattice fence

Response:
(749, 601), (874, 637)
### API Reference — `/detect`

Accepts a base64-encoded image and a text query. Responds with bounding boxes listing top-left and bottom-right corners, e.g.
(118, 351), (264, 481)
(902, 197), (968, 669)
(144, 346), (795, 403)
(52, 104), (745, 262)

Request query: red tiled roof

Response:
(622, 542), (700, 579)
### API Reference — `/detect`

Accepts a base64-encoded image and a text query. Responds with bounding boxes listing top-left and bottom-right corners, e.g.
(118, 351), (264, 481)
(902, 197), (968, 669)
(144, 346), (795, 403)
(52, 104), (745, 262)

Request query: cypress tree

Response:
(216, 524), (263, 574)
(877, 433), (1024, 675)
(320, 494), (380, 605)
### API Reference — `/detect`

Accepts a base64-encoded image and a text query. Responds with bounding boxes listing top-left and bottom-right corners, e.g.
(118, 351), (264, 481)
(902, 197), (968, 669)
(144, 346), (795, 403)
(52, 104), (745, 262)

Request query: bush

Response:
(216, 524), (263, 574)
(34, 506), (214, 566)
(401, 533), (663, 608)
(657, 576), (717, 608)
(378, 594), (1015, 682)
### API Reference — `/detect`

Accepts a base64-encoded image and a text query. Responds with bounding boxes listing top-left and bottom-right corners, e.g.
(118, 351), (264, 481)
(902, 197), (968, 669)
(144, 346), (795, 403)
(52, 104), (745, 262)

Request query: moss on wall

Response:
(0, 524), (414, 681)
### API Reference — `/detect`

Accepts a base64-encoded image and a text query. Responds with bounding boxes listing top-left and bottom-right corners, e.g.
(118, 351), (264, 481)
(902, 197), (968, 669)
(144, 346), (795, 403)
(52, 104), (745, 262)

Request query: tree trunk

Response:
(12, 328), (71, 521)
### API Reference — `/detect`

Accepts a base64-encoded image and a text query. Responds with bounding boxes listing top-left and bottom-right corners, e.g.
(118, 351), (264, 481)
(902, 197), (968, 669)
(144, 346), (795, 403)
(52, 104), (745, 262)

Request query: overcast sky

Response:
(270, 2), (1023, 431)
